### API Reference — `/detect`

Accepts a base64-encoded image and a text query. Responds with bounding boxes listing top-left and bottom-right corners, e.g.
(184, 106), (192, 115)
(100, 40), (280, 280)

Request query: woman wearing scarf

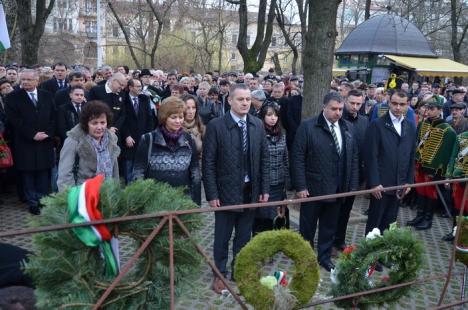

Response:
(181, 94), (205, 159)
(57, 101), (120, 192)
(133, 96), (201, 205)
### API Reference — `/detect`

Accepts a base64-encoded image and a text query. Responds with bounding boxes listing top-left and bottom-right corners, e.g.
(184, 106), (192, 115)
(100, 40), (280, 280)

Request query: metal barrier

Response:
(1, 178), (467, 309)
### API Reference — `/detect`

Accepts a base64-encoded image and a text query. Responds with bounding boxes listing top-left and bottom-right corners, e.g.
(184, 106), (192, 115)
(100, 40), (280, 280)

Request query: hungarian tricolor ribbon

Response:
(67, 174), (119, 277)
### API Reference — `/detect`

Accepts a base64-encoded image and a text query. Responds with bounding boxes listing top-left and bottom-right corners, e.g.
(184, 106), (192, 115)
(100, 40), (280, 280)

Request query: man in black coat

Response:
(203, 84), (270, 293)
(333, 89), (369, 251)
(53, 71), (86, 107)
(39, 62), (68, 95)
(121, 79), (154, 184)
(280, 91), (302, 152)
(364, 91), (416, 235)
(292, 92), (359, 272)
(56, 86), (86, 145)
(88, 72), (127, 135)
(5, 69), (55, 215)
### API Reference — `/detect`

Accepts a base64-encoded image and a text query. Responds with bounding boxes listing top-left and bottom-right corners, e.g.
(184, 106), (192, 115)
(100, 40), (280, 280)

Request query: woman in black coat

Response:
(132, 96), (201, 205)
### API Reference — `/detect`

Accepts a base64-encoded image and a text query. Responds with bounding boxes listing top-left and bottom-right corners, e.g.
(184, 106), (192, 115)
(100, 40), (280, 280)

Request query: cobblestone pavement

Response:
(0, 190), (466, 309)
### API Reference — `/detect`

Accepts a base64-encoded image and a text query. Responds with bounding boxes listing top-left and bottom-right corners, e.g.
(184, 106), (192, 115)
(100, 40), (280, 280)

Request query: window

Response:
(85, 21), (97, 33)
(271, 36), (277, 47)
(231, 34), (237, 44)
(230, 52), (236, 60)
(112, 25), (119, 37)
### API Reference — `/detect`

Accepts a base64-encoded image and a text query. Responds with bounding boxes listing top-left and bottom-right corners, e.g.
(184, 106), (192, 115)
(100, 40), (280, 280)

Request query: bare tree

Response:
(450, 0), (468, 84)
(302, 0), (342, 117)
(16, 0), (56, 65)
(365, 0), (371, 20)
(226, 0), (277, 73)
(275, 0), (301, 74)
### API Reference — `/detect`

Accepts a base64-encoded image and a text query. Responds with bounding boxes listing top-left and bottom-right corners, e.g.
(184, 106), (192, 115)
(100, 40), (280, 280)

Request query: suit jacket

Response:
(364, 112), (416, 194)
(88, 84), (126, 133)
(5, 88), (55, 171)
(280, 95), (302, 150)
(54, 86), (89, 107)
(39, 77), (68, 95)
(203, 112), (270, 207)
(121, 93), (154, 159)
(56, 102), (84, 144)
(291, 113), (359, 199)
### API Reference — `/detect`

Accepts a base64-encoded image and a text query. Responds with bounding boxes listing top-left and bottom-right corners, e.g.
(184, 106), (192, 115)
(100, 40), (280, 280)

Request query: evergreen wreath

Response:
(24, 179), (201, 310)
(455, 216), (468, 266)
(330, 225), (424, 310)
(234, 230), (320, 310)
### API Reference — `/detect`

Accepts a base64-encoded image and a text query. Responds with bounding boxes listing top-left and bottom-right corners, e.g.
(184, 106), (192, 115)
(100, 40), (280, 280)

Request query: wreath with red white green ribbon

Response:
(330, 225), (424, 310)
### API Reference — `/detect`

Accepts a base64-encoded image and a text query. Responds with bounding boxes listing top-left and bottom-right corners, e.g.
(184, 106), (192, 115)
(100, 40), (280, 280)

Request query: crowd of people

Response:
(0, 62), (467, 295)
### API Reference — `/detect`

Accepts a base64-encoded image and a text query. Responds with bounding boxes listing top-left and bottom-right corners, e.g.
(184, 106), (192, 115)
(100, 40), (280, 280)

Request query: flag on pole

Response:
(0, 3), (11, 52)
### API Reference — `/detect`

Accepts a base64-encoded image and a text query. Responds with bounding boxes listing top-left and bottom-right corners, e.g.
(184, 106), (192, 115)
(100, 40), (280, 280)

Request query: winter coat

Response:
(132, 127), (201, 205)
(57, 125), (120, 192)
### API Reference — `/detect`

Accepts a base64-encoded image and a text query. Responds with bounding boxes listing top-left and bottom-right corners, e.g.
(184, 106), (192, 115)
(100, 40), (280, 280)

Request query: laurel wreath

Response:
(234, 230), (320, 310)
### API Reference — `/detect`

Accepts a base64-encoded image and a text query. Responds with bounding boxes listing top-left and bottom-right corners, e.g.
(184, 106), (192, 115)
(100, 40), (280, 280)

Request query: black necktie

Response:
(132, 97), (139, 113)
(59, 80), (64, 88)
(239, 119), (247, 153)
(75, 104), (81, 114)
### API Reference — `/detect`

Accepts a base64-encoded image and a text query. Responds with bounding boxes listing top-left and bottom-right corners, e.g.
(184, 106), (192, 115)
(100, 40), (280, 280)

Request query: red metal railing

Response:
(1, 178), (467, 309)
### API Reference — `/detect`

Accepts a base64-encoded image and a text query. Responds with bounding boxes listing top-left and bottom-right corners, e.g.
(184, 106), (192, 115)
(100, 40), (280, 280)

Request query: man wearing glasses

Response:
(364, 91), (416, 235)
(408, 95), (457, 230)
(88, 72), (127, 135)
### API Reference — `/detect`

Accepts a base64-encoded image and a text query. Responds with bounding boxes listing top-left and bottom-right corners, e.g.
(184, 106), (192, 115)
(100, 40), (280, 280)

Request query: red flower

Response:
(343, 245), (356, 256)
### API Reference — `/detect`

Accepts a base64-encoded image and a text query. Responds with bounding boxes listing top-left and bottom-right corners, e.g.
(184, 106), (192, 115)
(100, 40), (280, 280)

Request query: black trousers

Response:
(299, 200), (340, 264)
(365, 194), (399, 235)
(21, 169), (50, 209)
(213, 184), (253, 276)
(334, 195), (355, 247)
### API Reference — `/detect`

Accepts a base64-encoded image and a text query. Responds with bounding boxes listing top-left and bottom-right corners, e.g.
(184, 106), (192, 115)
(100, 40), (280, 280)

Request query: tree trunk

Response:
(365, 0), (371, 20)
(302, 0), (342, 118)
(272, 52), (282, 75)
(450, 0), (468, 85)
(217, 30), (224, 72)
(16, 0), (56, 66)
(291, 48), (298, 75)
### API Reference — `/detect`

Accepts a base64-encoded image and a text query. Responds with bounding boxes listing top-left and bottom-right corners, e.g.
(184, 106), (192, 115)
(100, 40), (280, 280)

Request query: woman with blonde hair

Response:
(133, 96), (201, 205)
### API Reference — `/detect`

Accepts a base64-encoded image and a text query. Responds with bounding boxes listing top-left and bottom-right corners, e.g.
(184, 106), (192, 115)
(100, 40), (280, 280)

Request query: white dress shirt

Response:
(389, 110), (404, 136)
(323, 113), (343, 152)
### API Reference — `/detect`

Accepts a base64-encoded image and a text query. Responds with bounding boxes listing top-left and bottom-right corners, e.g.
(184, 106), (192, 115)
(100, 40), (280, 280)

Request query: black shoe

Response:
(442, 233), (455, 242)
(415, 219), (432, 230)
(407, 213), (424, 226)
(29, 205), (41, 215)
(320, 260), (335, 272)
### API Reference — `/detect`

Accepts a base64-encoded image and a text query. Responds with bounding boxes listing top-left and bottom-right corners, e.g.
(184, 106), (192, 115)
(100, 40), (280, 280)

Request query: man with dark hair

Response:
(217, 79), (230, 114)
(5, 67), (18, 87)
(203, 83), (270, 293)
(333, 89), (368, 251)
(339, 81), (354, 98)
(39, 62), (68, 94)
(121, 79), (154, 184)
(159, 72), (178, 99)
(292, 92), (358, 272)
(364, 91), (416, 234)
(54, 71), (86, 107)
(448, 102), (468, 134)
(5, 69), (55, 215)
(56, 86), (86, 145)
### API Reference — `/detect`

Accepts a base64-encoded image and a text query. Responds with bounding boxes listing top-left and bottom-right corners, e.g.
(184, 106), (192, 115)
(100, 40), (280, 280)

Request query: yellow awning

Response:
(384, 54), (468, 77)
(332, 67), (347, 76)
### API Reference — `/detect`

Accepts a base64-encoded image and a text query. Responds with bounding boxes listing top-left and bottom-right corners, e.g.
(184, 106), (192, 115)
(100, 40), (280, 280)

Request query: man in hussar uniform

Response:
(407, 95), (457, 230)
(443, 131), (468, 241)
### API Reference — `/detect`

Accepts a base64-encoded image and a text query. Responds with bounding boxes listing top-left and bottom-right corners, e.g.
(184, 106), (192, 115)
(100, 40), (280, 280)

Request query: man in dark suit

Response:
(39, 62), (68, 95)
(54, 71), (86, 108)
(203, 84), (270, 293)
(56, 86), (86, 145)
(364, 91), (416, 234)
(333, 89), (369, 252)
(5, 69), (55, 215)
(292, 92), (359, 272)
(88, 72), (127, 135)
(121, 79), (154, 184)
